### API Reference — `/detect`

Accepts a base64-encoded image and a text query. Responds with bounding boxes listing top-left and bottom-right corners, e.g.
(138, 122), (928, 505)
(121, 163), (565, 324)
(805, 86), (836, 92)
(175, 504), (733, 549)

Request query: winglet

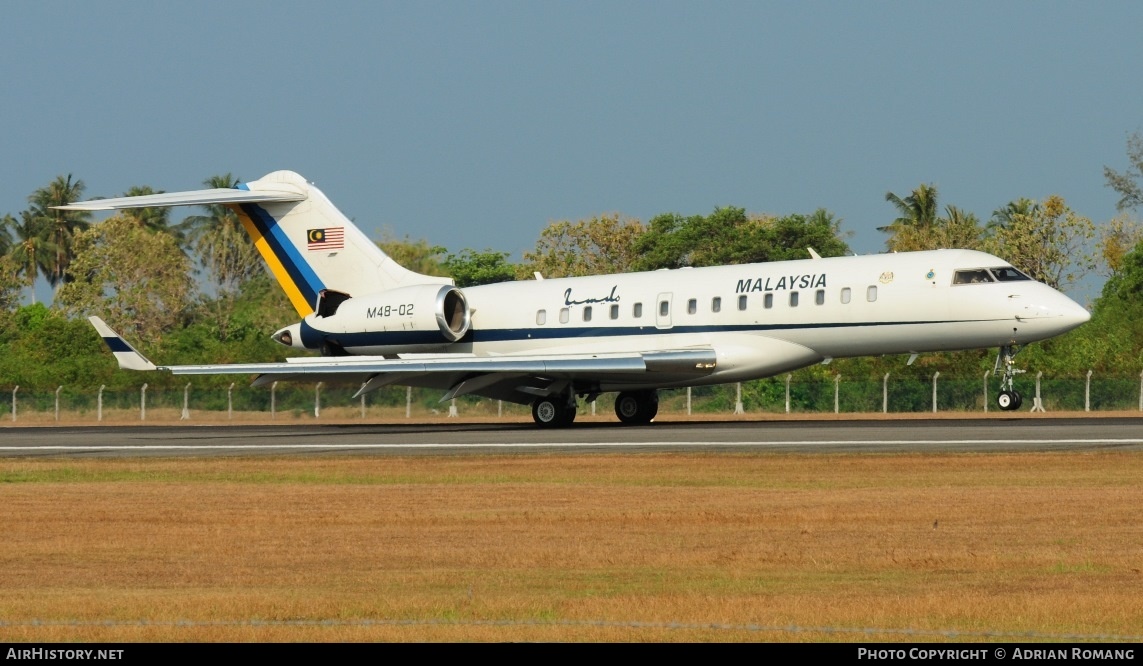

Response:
(88, 317), (158, 371)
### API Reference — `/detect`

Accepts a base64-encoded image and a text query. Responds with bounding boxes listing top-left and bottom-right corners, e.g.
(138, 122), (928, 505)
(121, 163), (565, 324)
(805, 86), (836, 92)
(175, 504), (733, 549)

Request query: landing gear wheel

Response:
(997, 390), (1022, 411)
(994, 345), (1027, 412)
(532, 398), (576, 428)
(614, 390), (658, 424)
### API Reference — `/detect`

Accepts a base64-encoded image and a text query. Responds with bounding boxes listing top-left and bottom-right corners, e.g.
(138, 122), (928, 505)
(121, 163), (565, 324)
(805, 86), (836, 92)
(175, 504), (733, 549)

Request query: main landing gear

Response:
(614, 390), (658, 425)
(531, 394), (577, 428)
(995, 345), (1025, 411)
(530, 389), (660, 427)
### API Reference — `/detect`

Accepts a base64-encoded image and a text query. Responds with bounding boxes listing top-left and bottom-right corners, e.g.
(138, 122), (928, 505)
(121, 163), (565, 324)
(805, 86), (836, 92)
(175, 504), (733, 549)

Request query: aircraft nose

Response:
(1018, 290), (1089, 334)
(1060, 297), (1091, 329)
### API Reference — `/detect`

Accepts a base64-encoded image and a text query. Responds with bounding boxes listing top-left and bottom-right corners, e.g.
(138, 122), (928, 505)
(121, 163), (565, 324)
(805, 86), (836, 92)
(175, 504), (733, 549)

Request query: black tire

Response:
(561, 403), (577, 426)
(532, 399), (562, 427)
(643, 397), (659, 421)
(615, 392), (642, 423)
(1012, 391), (1023, 410)
(532, 398), (576, 428)
(614, 390), (658, 424)
(997, 391), (1015, 411)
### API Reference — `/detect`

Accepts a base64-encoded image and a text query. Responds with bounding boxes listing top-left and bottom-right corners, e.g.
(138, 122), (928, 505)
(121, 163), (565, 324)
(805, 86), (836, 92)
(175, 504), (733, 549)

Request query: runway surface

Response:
(1, 417), (1141, 457)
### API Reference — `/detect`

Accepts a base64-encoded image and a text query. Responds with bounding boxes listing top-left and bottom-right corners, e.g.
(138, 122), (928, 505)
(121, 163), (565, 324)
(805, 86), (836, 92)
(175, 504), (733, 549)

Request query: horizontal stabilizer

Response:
(88, 317), (157, 371)
(54, 186), (306, 211)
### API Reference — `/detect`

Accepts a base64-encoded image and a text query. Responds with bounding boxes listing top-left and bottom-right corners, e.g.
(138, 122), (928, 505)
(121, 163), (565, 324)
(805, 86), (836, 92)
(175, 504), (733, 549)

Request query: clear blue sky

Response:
(4, 1), (1141, 303)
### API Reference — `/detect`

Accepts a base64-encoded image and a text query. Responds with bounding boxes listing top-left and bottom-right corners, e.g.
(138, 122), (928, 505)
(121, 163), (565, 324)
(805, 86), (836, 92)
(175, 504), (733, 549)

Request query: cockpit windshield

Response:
(953, 269), (994, 285)
(953, 266), (1033, 285)
(989, 266), (1031, 282)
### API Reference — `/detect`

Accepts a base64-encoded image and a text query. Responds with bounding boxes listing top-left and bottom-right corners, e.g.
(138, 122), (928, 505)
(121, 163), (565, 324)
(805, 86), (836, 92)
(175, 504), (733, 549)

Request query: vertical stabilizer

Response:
(232, 171), (451, 316)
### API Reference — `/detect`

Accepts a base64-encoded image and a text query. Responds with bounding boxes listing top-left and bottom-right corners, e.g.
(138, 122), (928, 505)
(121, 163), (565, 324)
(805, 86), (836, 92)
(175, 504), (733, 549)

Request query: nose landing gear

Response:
(995, 345), (1025, 411)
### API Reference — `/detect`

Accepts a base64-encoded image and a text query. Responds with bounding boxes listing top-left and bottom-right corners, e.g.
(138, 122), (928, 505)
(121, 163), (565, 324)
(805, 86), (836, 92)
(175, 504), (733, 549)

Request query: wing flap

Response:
(87, 317), (718, 406)
(158, 351), (713, 376)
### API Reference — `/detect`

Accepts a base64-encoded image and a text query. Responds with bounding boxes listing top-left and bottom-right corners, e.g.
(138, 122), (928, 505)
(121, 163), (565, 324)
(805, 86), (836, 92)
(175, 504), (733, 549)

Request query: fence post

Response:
(1139, 369), (1142, 412)
(10, 386), (17, 422)
(983, 370), (990, 413)
(932, 371), (940, 413)
(834, 374), (841, 414)
(734, 382), (744, 414)
(360, 383), (366, 419)
(785, 374), (791, 414)
(687, 386), (692, 415)
(406, 386), (412, 418)
(1085, 370), (1092, 412)
(314, 382), (322, 418)
(140, 383), (148, 421)
(55, 386), (63, 422)
(498, 400), (503, 418)
(1030, 371), (1046, 412)
(271, 381), (278, 420)
(449, 398), (458, 417)
(98, 385), (105, 422)
(181, 383), (191, 420)
(228, 383), (235, 420)
(882, 373), (890, 413)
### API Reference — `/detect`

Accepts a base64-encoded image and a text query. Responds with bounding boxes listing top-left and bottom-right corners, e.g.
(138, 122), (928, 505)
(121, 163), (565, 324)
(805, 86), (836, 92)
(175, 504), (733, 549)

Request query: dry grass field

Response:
(1, 451), (1141, 642)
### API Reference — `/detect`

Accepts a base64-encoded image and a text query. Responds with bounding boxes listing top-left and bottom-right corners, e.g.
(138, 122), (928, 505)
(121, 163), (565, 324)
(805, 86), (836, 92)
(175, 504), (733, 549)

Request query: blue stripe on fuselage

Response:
(298, 318), (1005, 349)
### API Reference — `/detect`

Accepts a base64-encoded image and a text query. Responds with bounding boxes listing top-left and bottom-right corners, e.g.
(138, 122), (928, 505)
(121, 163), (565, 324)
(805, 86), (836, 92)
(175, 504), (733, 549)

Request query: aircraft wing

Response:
(89, 317), (717, 403)
(53, 186), (306, 211)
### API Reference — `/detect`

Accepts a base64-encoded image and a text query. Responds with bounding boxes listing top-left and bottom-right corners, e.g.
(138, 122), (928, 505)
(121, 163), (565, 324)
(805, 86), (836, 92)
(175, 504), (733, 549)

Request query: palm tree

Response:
(0, 214), (14, 257)
(989, 198), (1039, 230)
(121, 185), (174, 233)
(176, 173), (263, 294)
(26, 174), (92, 293)
(6, 211), (54, 304)
(939, 205), (985, 250)
(880, 183), (940, 234)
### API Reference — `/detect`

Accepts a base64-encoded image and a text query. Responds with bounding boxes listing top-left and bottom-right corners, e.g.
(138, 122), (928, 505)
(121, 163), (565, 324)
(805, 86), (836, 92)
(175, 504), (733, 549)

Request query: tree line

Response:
(2, 132), (1141, 396)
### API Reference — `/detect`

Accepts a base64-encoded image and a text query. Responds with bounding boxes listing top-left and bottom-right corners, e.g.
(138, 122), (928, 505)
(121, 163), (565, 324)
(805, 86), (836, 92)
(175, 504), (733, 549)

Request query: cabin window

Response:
(660, 300), (670, 317)
(790, 292), (799, 307)
(867, 285), (878, 302)
(738, 295), (747, 310)
(953, 269), (995, 285)
(841, 287), (851, 304)
(687, 299), (697, 315)
(711, 297), (721, 313)
(764, 293), (773, 309)
(559, 308), (570, 324)
(633, 302), (643, 318)
(815, 289), (825, 305)
(583, 306), (592, 322)
(610, 304), (619, 320)
(536, 310), (546, 325)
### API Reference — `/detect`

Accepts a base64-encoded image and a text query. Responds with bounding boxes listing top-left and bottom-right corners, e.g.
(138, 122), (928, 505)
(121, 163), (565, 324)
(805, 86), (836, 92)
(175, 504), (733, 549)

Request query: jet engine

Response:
(278, 284), (471, 355)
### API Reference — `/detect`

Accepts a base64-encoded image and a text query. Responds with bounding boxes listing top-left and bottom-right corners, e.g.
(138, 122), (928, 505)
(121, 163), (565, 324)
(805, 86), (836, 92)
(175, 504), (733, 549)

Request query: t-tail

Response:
(56, 170), (451, 317)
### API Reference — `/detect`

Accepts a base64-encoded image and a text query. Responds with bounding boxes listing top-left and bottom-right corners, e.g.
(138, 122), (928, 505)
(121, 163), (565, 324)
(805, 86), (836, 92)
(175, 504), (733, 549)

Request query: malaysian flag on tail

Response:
(307, 227), (344, 250)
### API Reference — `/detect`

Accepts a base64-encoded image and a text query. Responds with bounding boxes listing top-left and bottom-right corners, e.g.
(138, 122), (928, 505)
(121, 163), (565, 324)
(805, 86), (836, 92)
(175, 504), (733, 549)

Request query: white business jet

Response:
(60, 170), (1090, 426)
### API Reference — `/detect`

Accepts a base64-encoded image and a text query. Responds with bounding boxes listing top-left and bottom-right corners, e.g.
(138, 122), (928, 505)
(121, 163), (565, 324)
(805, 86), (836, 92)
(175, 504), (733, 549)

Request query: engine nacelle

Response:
(293, 284), (471, 354)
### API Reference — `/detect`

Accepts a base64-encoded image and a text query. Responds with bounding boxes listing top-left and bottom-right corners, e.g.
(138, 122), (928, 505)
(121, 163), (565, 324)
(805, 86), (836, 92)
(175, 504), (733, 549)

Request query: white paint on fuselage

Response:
(341, 248), (1089, 388)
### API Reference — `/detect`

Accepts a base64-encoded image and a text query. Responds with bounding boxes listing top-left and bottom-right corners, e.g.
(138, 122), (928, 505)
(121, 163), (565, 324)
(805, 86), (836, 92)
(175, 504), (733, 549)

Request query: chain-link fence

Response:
(4, 370), (1141, 424)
